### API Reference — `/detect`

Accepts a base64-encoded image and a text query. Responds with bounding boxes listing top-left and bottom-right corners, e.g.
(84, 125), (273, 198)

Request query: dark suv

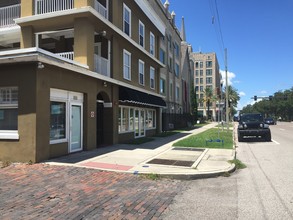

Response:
(238, 113), (271, 142)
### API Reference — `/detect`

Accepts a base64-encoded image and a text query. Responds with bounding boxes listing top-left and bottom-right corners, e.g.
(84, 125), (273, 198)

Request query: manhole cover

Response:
(147, 158), (194, 167)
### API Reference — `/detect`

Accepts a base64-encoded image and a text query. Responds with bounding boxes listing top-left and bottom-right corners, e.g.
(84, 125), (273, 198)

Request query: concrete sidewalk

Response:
(46, 123), (236, 179)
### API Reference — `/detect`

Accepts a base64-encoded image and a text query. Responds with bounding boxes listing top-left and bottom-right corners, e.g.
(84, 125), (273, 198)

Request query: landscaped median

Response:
(173, 127), (234, 149)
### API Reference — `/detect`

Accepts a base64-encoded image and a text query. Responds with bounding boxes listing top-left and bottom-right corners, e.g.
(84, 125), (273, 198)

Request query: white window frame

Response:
(0, 87), (19, 140)
(175, 85), (180, 102)
(150, 66), (155, 89)
(123, 3), (131, 37)
(139, 20), (145, 48)
(150, 32), (155, 56)
(138, 59), (145, 85)
(123, 49), (131, 81)
(118, 106), (135, 134)
(146, 109), (156, 129)
(160, 77), (166, 95)
(50, 89), (83, 145)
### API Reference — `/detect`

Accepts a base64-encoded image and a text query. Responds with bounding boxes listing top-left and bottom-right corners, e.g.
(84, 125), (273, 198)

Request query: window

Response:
(139, 60), (145, 85)
(175, 85), (180, 102)
(139, 21), (145, 47)
(206, 69), (213, 76)
(150, 32), (155, 56)
(160, 78), (166, 95)
(146, 110), (156, 129)
(206, 61), (212, 68)
(159, 48), (165, 64)
(123, 4), (131, 36)
(119, 106), (135, 133)
(50, 102), (66, 141)
(195, 78), (199, 84)
(175, 42), (180, 58)
(170, 81), (173, 100)
(195, 62), (199, 68)
(0, 87), (18, 139)
(200, 78), (203, 84)
(200, 62), (203, 68)
(206, 77), (213, 84)
(123, 49), (131, 80)
(150, 67), (155, 89)
(175, 63), (180, 77)
(200, 86), (204, 92)
(195, 70), (199, 76)
(200, 70), (203, 76)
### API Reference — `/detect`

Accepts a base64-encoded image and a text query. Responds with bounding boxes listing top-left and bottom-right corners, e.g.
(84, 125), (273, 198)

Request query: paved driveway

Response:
(0, 163), (186, 220)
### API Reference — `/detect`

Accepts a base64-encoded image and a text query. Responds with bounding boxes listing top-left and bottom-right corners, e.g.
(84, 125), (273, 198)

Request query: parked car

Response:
(264, 117), (276, 125)
(238, 113), (271, 142)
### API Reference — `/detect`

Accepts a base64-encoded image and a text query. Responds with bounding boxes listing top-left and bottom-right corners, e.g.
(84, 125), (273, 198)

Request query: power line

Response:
(209, 0), (225, 63)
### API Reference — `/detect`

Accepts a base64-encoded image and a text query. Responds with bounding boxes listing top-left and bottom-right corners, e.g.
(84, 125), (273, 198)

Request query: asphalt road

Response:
(162, 122), (293, 220)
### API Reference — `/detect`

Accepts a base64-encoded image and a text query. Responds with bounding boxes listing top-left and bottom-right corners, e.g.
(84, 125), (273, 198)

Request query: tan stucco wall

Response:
(0, 63), (37, 163)
(0, 62), (114, 162)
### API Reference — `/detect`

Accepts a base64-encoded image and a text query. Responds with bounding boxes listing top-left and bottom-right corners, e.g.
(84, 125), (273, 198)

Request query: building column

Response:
(74, 0), (94, 8)
(20, 26), (35, 49)
(74, 17), (95, 70)
(21, 0), (34, 17)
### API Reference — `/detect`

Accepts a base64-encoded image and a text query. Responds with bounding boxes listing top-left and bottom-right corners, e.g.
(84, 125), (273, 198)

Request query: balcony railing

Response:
(95, 54), (110, 77)
(94, 1), (108, 19)
(35, 0), (74, 15)
(0, 4), (20, 28)
(56, 51), (74, 60)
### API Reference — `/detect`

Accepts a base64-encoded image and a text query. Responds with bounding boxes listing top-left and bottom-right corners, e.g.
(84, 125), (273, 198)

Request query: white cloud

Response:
(220, 70), (236, 87)
(239, 91), (246, 97)
(260, 90), (267, 94)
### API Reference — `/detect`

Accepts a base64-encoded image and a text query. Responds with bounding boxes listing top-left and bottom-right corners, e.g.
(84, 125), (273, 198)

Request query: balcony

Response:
(94, 0), (108, 19)
(35, 0), (74, 15)
(54, 52), (110, 77)
(34, 0), (108, 19)
(56, 51), (74, 61)
(94, 54), (110, 77)
(0, 4), (20, 28)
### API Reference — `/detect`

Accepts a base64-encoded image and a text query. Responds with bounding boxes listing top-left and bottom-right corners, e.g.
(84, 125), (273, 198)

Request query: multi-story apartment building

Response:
(149, 0), (192, 130)
(190, 52), (221, 120)
(0, 0), (167, 162)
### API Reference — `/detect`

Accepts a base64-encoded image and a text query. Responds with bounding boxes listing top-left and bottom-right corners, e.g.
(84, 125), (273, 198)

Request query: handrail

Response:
(0, 4), (20, 28)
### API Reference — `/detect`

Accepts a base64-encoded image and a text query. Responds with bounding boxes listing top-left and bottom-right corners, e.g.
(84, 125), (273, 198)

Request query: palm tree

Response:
(223, 86), (240, 119)
(200, 87), (217, 120)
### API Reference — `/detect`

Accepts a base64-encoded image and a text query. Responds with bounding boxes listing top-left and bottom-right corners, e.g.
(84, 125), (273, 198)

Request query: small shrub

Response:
(229, 159), (247, 169)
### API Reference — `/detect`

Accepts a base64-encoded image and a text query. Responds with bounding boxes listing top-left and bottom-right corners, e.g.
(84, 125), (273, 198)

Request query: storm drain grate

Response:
(147, 158), (194, 167)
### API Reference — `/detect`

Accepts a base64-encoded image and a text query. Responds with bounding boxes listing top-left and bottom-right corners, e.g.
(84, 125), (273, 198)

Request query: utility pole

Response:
(225, 48), (229, 131)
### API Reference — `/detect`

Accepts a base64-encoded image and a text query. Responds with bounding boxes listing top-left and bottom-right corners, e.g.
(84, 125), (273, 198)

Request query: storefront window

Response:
(50, 102), (66, 141)
(0, 87), (18, 139)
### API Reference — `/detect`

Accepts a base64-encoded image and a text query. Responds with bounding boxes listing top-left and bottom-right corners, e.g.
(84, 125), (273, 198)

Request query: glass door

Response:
(70, 104), (82, 152)
(135, 109), (145, 138)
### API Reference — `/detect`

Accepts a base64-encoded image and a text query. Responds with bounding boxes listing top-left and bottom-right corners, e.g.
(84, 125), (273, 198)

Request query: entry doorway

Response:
(70, 103), (83, 152)
(135, 109), (145, 138)
(96, 100), (104, 146)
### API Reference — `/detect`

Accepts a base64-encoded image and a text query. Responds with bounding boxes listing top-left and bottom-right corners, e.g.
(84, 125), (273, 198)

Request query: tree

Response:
(200, 87), (217, 120)
(190, 82), (198, 124)
(222, 86), (240, 118)
(241, 87), (293, 121)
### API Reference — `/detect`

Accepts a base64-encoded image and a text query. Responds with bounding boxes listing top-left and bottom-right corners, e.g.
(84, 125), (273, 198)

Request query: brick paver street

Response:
(0, 164), (186, 220)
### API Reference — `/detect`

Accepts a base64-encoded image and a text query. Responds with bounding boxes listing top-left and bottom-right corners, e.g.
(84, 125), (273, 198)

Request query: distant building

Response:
(149, 0), (193, 130)
(190, 52), (221, 120)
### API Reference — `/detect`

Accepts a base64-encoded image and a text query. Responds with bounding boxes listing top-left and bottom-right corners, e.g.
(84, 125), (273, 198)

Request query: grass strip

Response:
(173, 128), (233, 149)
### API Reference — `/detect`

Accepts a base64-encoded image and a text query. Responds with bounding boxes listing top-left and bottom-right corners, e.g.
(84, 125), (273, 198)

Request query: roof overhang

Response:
(15, 7), (165, 68)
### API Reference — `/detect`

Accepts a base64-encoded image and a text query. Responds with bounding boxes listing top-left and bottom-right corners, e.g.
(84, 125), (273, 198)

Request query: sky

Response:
(166, 0), (293, 110)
